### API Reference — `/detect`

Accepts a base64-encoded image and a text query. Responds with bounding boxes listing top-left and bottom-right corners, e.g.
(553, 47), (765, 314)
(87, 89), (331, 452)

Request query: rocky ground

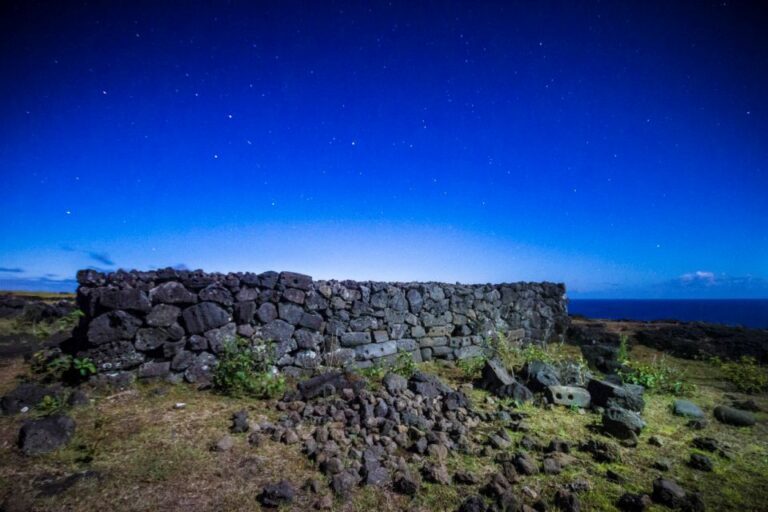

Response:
(0, 292), (76, 359)
(0, 309), (766, 511)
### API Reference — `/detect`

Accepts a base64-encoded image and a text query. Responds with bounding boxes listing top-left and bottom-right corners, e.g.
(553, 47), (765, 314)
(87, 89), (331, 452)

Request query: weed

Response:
(72, 357), (97, 378)
(483, 330), (571, 371)
(46, 355), (74, 380)
(35, 395), (64, 416)
(212, 337), (285, 398)
(393, 351), (418, 378)
(617, 333), (630, 363)
(619, 355), (695, 396)
(32, 353), (97, 383)
(22, 309), (85, 339)
(356, 360), (387, 382)
(711, 356), (768, 393)
(457, 355), (487, 380)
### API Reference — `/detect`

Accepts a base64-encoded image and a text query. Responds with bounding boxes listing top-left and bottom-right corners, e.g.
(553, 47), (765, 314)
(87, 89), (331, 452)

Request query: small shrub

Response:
(485, 331), (522, 369)
(520, 344), (560, 365)
(213, 337), (285, 398)
(712, 356), (768, 394)
(617, 333), (630, 363)
(20, 309), (84, 339)
(36, 395), (64, 416)
(34, 354), (96, 383)
(54, 309), (85, 332)
(484, 330), (569, 370)
(457, 355), (487, 380)
(46, 355), (74, 380)
(73, 357), (97, 378)
(619, 356), (695, 396)
(393, 351), (418, 378)
(356, 360), (387, 382)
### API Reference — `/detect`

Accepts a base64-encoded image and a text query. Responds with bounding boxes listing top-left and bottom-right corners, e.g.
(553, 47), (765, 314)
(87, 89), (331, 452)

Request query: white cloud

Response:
(680, 270), (716, 284)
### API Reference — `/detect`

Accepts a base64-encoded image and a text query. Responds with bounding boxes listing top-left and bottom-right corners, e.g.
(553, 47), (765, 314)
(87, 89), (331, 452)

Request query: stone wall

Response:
(69, 268), (568, 382)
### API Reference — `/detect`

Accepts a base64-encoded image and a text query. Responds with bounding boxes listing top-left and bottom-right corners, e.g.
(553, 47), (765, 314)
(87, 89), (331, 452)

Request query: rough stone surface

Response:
(652, 478), (687, 508)
(602, 407), (646, 440)
(69, 269), (568, 379)
(673, 399), (704, 418)
(588, 379), (645, 413)
(18, 415), (76, 456)
(181, 302), (231, 334)
(713, 405), (756, 426)
(87, 311), (142, 345)
(1, 383), (63, 415)
(259, 480), (295, 507)
(546, 385), (591, 408)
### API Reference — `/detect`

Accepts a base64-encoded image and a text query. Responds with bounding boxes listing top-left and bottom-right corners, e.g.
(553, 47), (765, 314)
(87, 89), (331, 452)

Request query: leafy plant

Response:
(711, 356), (768, 394)
(393, 351), (418, 378)
(22, 309), (84, 339)
(484, 330), (521, 370)
(35, 353), (97, 383)
(36, 395), (64, 416)
(619, 356), (695, 396)
(46, 355), (74, 380)
(457, 355), (487, 380)
(73, 357), (97, 377)
(617, 333), (630, 363)
(484, 330), (569, 371)
(213, 337), (285, 398)
(57, 308), (85, 330)
(356, 359), (387, 382)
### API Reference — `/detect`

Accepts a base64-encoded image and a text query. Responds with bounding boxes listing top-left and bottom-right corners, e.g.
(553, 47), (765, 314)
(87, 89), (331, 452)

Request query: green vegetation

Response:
(355, 359), (387, 382)
(1, 308), (84, 340)
(35, 394), (64, 416)
(484, 330), (582, 372)
(711, 356), (768, 394)
(620, 353), (695, 396)
(617, 333), (630, 363)
(212, 337), (286, 398)
(1, 316), (767, 512)
(619, 357), (695, 396)
(30, 351), (97, 383)
(616, 333), (694, 396)
(392, 351), (418, 378)
(29, 309), (84, 339)
(457, 355), (487, 380)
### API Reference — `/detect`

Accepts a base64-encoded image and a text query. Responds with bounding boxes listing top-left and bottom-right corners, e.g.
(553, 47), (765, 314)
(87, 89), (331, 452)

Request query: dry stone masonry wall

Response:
(70, 268), (567, 382)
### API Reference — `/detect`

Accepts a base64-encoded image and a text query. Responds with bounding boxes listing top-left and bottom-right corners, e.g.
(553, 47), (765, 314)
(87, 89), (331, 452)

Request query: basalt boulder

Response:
(18, 415), (76, 456)
(181, 302), (231, 334)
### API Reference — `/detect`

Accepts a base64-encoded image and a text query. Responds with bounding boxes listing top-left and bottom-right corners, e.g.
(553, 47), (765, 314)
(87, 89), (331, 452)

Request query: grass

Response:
(0, 290), (75, 301)
(0, 322), (767, 511)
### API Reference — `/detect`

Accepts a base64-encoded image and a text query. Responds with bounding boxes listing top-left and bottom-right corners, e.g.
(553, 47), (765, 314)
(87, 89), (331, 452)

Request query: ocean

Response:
(568, 299), (768, 329)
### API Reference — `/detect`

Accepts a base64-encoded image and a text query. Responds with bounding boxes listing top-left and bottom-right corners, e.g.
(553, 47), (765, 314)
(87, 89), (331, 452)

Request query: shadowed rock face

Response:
(69, 268), (568, 381)
(0, 294), (76, 322)
(634, 323), (768, 363)
(18, 414), (76, 456)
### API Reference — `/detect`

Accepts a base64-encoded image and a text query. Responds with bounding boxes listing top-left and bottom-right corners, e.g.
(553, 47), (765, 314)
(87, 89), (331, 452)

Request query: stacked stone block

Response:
(71, 268), (567, 380)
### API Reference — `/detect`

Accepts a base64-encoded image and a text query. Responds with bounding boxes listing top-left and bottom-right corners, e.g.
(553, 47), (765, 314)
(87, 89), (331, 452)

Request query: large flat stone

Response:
(181, 302), (231, 334)
(355, 341), (397, 360)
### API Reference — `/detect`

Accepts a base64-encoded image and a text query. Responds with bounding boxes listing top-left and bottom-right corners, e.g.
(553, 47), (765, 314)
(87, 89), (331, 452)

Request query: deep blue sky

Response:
(1, 1), (767, 298)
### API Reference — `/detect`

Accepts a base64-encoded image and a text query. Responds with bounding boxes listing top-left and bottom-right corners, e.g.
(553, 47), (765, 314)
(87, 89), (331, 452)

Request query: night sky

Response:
(1, 1), (766, 298)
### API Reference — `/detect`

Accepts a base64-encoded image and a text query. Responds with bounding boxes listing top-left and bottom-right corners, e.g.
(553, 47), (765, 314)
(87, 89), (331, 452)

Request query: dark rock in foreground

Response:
(1, 383), (63, 415)
(18, 414), (76, 456)
(673, 399), (704, 418)
(713, 405), (756, 427)
(258, 480), (295, 507)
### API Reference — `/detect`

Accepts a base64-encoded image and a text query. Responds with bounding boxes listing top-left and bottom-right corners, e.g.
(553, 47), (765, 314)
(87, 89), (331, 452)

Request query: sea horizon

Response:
(569, 298), (768, 329)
